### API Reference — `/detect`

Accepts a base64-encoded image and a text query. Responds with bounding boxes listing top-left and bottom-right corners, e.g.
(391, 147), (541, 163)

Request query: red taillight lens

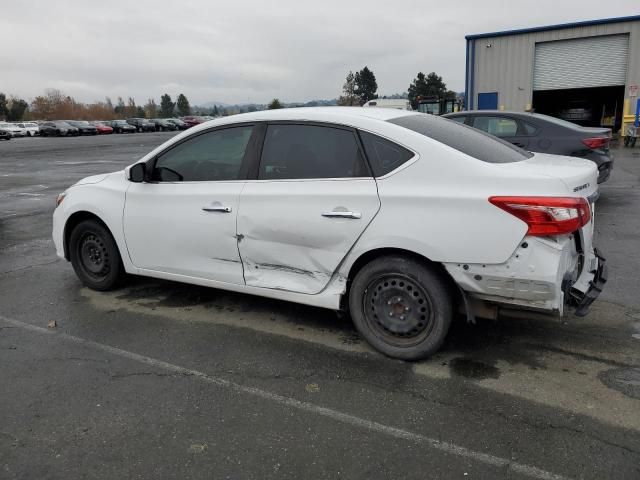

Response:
(489, 196), (591, 236)
(582, 137), (609, 150)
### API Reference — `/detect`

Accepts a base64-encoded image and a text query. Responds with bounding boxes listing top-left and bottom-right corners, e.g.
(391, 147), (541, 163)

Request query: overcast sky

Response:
(1, 1), (638, 105)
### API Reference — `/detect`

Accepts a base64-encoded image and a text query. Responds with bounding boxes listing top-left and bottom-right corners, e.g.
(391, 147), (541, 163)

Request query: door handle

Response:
(202, 205), (232, 213)
(322, 211), (361, 219)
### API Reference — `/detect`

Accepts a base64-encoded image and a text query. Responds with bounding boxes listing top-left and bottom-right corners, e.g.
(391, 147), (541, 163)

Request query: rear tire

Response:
(349, 255), (453, 360)
(69, 220), (124, 291)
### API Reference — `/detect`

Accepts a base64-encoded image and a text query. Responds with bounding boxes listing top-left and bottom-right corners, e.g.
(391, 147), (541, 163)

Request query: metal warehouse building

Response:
(465, 15), (640, 132)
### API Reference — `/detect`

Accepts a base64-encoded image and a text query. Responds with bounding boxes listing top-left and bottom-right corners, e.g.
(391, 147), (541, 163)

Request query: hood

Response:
(73, 173), (110, 186)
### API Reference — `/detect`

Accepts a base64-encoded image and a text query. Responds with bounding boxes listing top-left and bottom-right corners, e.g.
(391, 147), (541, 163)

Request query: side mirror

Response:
(129, 163), (146, 183)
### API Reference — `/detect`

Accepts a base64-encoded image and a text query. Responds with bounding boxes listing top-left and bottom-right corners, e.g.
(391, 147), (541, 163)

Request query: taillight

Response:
(489, 196), (591, 236)
(582, 137), (609, 150)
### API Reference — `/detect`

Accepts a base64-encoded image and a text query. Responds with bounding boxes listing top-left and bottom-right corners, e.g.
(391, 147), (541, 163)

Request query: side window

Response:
(522, 121), (538, 136)
(448, 116), (467, 124)
(152, 126), (254, 182)
(359, 131), (414, 177)
(259, 124), (368, 180)
(472, 116), (518, 137)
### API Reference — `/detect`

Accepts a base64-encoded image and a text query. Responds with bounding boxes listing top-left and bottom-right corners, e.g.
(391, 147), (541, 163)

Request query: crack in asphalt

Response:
(0, 259), (60, 275)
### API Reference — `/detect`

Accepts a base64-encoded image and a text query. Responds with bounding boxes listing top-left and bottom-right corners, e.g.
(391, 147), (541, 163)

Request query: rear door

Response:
(237, 123), (380, 294)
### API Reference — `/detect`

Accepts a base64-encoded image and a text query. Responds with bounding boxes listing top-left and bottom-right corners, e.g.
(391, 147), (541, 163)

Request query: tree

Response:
(114, 97), (126, 115)
(176, 93), (191, 116)
(354, 66), (378, 104)
(213, 105), (220, 116)
(159, 94), (175, 117)
(136, 106), (146, 118)
(268, 98), (283, 109)
(7, 97), (28, 121)
(337, 71), (358, 106)
(0, 93), (8, 120)
(144, 98), (157, 118)
(407, 72), (448, 110)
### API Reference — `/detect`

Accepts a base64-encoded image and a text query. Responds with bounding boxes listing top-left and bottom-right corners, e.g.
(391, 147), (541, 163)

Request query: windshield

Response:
(388, 113), (532, 164)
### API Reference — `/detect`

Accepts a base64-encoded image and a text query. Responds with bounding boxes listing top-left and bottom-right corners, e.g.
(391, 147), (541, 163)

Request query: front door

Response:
(123, 125), (256, 284)
(237, 123), (380, 294)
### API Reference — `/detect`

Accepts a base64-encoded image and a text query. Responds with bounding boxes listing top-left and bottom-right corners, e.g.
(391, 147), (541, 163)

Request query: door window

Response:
(472, 116), (518, 137)
(359, 131), (414, 177)
(152, 126), (253, 182)
(259, 124), (368, 180)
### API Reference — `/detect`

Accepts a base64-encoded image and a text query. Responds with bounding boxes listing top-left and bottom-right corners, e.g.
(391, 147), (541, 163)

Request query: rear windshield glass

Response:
(388, 114), (532, 164)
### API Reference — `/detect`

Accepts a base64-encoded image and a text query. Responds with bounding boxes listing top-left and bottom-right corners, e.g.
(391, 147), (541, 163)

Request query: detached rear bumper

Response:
(573, 248), (607, 317)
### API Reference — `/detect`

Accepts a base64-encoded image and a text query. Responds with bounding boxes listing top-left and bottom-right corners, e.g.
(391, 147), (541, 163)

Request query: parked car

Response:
(180, 116), (205, 127)
(15, 122), (39, 136)
(0, 123), (27, 137)
(167, 118), (189, 130)
(149, 118), (178, 131)
(52, 108), (605, 360)
(0, 126), (11, 140)
(66, 120), (98, 135)
(107, 120), (136, 134)
(90, 122), (114, 134)
(126, 118), (156, 132)
(443, 111), (613, 183)
(37, 121), (79, 137)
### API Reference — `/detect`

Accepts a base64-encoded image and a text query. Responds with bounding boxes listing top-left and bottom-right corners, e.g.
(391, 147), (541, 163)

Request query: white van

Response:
(362, 99), (412, 110)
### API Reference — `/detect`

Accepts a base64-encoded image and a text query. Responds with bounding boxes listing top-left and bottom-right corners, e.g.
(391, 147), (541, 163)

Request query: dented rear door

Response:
(236, 123), (380, 294)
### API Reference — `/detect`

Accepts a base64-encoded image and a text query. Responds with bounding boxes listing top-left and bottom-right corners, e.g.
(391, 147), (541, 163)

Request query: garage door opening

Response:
(532, 86), (625, 131)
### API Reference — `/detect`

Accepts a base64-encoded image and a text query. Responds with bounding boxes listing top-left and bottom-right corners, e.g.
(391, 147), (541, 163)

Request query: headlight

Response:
(56, 191), (67, 208)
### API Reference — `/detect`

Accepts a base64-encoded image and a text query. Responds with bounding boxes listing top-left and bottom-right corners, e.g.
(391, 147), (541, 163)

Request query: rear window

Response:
(388, 114), (532, 164)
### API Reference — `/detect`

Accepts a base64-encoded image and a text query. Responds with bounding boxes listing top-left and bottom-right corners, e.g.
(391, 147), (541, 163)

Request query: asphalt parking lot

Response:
(1, 133), (639, 479)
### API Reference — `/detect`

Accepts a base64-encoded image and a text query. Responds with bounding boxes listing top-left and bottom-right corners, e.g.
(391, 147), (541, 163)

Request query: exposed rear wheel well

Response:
(342, 247), (459, 310)
(63, 212), (110, 261)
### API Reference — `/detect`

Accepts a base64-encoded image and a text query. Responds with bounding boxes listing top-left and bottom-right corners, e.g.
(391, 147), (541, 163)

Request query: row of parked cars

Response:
(0, 116), (217, 139)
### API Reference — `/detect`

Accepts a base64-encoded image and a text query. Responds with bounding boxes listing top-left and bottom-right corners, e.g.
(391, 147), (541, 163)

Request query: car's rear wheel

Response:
(69, 219), (124, 291)
(349, 255), (453, 360)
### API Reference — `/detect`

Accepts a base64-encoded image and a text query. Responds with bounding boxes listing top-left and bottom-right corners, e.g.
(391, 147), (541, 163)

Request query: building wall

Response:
(467, 19), (640, 112)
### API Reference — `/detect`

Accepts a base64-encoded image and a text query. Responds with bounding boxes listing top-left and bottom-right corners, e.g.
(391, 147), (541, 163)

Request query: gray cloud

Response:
(1, 0), (638, 104)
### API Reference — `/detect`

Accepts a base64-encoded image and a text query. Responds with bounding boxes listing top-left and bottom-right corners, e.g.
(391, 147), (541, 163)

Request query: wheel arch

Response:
(341, 247), (460, 310)
(63, 211), (113, 261)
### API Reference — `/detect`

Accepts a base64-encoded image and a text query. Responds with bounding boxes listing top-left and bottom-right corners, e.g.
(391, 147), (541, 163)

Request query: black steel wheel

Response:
(349, 255), (453, 360)
(69, 219), (123, 290)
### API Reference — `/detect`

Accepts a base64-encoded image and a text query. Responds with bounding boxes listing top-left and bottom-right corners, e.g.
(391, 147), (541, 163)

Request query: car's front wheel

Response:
(69, 219), (124, 291)
(349, 255), (453, 360)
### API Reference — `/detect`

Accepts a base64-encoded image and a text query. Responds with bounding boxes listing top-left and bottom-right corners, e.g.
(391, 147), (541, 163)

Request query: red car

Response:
(91, 122), (114, 134)
(180, 116), (205, 128)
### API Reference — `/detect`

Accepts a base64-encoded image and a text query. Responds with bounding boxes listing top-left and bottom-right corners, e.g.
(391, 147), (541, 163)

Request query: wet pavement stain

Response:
(599, 367), (640, 400)
(449, 357), (501, 380)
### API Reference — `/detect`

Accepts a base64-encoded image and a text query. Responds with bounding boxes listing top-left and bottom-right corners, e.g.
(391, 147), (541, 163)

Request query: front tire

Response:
(69, 220), (124, 291)
(348, 255), (453, 360)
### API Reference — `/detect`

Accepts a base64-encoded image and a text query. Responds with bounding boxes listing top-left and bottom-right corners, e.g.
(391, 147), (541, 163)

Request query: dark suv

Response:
(126, 118), (156, 132)
(108, 120), (137, 133)
(443, 110), (613, 183)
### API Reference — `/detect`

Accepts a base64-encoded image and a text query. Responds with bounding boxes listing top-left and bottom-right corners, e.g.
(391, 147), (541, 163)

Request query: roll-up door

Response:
(533, 34), (629, 91)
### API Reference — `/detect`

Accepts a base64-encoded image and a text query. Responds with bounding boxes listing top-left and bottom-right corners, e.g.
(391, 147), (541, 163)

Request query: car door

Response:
(471, 115), (529, 149)
(237, 123), (380, 294)
(123, 124), (257, 284)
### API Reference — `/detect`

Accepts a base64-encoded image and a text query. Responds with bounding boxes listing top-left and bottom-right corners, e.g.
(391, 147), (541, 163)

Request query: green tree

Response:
(176, 93), (191, 116)
(0, 93), (8, 120)
(407, 72), (448, 110)
(114, 97), (126, 115)
(268, 98), (283, 109)
(354, 66), (378, 104)
(159, 94), (175, 118)
(136, 106), (146, 118)
(7, 97), (28, 121)
(337, 71), (358, 106)
(213, 105), (220, 116)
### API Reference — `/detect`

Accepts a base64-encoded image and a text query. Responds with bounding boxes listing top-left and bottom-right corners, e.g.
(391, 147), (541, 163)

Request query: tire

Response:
(632, 137), (637, 148)
(69, 219), (124, 291)
(348, 255), (453, 360)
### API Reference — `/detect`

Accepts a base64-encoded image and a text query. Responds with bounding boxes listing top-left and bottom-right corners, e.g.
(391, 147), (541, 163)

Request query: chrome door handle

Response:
(322, 211), (361, 219)
(202, 206), (232, 213)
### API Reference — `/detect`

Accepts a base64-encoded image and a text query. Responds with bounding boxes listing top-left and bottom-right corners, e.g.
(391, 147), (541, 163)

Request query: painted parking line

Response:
(0, 314), (570, 480)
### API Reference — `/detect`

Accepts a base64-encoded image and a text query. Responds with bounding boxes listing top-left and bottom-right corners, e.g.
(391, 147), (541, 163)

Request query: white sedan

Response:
(52, 107), (606, 360)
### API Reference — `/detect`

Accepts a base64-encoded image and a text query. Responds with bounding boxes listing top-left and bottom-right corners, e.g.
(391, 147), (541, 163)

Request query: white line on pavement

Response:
(0, 315), (571, 480)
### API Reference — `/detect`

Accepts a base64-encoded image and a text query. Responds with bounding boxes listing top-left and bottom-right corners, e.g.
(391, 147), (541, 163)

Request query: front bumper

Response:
(573, 248), (607, 317)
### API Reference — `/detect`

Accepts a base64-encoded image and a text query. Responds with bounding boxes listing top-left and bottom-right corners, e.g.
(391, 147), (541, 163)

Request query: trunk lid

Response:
(517, 153), (599, 199)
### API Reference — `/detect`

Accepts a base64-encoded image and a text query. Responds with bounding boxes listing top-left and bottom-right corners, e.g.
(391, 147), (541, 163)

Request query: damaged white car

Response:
(52, 107), (607, 360)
